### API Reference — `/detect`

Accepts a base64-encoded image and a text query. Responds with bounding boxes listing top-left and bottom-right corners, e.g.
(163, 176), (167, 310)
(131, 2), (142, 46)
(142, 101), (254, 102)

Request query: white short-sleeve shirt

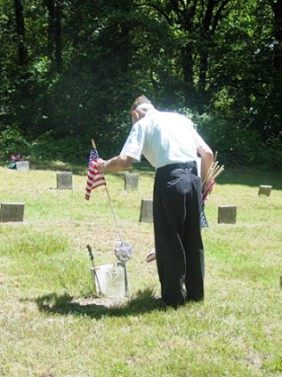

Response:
(120, 110), (207, 169)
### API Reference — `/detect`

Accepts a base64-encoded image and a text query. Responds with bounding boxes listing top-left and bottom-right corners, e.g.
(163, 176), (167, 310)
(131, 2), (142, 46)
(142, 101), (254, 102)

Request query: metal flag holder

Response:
(86, 139), (133, 297)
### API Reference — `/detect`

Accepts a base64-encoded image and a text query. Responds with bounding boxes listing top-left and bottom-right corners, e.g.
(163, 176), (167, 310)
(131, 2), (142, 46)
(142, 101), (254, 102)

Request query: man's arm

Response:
(97, 155), (135, 172)
(197, 144), (214, 189)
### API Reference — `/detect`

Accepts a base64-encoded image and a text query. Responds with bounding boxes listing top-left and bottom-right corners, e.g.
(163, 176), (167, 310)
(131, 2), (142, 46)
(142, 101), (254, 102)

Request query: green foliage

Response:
(30, 132), (89, 163)
(0, 0), (281, 168)
(0, 124), (32, 158)
(194, 110), (282, 167)
(0, 125), (88, 164)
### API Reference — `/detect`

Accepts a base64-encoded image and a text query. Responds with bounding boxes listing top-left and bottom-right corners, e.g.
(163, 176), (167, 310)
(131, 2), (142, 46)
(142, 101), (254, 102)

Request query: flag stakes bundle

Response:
(202, 152), (224, 200)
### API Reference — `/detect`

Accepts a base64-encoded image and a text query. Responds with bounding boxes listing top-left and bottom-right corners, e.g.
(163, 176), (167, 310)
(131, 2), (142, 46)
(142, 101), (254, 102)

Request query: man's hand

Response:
(96, 155), (134, 172)
(96, 159), (106, 171)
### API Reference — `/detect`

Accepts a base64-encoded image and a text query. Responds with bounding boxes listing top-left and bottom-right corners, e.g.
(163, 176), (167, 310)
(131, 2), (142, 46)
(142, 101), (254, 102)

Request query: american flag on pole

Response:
(200, 152), (224, 228)
(201, 176), (216, 228)
(85, 140), (106, 200)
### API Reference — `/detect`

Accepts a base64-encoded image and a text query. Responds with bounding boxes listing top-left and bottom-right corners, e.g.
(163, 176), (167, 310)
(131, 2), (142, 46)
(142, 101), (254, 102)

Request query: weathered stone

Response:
(258, 185), (272, 197)
(124, 173), (139, 191)
(90, 262), (129, 297)
(16, 161), (30, 171)
(0, 202), (25, 222)
(139, 199), (153, 223)
(218, 205), (237, 224)
(57, 171), (73, 189)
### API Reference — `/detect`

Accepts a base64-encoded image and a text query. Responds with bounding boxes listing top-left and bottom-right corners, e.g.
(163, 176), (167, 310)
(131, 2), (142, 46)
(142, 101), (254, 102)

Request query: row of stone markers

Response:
(0, 168), (273, 223)
(140, 184), (273, 225)
(0, 172), (74, 223)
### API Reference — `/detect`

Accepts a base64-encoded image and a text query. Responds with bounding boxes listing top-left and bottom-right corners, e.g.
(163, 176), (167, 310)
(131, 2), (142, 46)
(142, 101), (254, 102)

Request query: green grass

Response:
(0, 162), (281, 377)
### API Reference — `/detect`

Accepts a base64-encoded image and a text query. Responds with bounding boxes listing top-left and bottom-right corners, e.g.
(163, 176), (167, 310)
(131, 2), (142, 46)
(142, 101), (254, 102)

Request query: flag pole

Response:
(105, 186), (122, 242)
(91, 139), (122, 242)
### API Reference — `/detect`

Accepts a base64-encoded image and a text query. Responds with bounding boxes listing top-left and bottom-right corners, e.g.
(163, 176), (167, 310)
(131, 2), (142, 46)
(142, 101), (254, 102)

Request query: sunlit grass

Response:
(0, 163), (281, 377)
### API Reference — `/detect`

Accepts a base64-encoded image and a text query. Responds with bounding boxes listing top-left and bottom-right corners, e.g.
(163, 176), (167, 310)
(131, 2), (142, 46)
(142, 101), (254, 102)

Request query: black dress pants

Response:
(153, 162), (204, 307)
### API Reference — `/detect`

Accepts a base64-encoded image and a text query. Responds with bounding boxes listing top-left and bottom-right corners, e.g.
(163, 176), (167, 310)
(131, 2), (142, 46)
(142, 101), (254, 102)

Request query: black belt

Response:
(157, 161), (197, 175)
(159, 161), (196, 170)
(169, 161), (196, 169)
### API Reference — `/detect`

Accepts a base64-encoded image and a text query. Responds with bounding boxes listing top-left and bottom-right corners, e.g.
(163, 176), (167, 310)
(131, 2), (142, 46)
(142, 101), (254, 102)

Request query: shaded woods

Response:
(0, 0), (281, 166)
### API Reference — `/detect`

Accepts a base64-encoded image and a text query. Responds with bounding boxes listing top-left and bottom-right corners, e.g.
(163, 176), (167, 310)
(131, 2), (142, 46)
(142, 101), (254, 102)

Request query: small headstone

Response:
(91, 262), (129, 297)
(124, 173), (139, 191)
(0, 202), (25, 222)
(218, 205), (237, 224)
(16, 161), (30, 171)
(258, 185), (272, 197)
(57, 171), (73, 189)
(139, 199), (153, 223)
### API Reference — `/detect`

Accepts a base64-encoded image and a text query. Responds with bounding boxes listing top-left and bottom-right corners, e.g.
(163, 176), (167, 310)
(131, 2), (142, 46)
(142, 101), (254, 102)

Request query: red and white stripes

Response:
(85, 159), (106, 200)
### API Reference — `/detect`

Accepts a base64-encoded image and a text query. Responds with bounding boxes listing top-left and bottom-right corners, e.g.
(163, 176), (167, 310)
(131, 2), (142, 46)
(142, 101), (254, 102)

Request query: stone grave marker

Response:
(16, 161), (30, 171)
(139, 199), (153, 223)
(57, 171), (73, 189)
(0, 202), (25, 222)
(258, 185), (272, 197)
(124, 173), (139, 191)
(90, 262), (129, 297)
(218, 205), (237, 224)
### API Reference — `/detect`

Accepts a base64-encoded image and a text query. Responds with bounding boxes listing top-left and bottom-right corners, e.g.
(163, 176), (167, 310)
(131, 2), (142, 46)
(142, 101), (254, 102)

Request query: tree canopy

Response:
(0, 0), (281, 166)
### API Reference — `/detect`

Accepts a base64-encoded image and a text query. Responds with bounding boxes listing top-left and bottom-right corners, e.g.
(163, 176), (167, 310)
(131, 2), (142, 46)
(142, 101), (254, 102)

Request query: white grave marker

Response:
(16, 161), (30, 171)
(91, 262), (129, 297)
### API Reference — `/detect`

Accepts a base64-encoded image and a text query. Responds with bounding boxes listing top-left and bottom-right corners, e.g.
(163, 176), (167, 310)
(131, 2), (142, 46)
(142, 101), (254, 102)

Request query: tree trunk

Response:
(272, 0), (282, 71)
(46, 0), (62, 71)
(181, 45), (196, 107)
(55, 0), (62, 70)
(198, 0), (215, 94)
(14, 0), (28, 66)
(46, 0), (55, 60)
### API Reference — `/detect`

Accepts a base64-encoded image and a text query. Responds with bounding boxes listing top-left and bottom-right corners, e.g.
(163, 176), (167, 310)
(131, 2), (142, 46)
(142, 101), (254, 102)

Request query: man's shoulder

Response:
(146, 110), (194, 129)
(160, 111), (193, 124)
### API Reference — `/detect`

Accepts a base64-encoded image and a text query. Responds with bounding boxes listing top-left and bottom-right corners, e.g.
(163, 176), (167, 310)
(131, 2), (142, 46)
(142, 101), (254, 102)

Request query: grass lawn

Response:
(0, 161), (281, 377)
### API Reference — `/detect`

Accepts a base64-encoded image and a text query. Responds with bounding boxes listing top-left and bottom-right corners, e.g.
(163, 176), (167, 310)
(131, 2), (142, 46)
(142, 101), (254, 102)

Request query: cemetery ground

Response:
(0, 161), (281, 377)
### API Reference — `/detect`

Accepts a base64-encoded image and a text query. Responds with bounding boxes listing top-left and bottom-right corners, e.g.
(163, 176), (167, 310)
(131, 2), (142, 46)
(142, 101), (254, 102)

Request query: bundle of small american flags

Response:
(85, 141), (106, 200)
(200, 152), (224, 227)
(202, 152), (224, 202)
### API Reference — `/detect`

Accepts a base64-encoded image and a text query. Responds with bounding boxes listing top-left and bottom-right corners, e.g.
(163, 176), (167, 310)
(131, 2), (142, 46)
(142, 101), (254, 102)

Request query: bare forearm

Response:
(98, 155), (134, 172)
(197, 145), (214, 182)
(201, 153), (214, 181)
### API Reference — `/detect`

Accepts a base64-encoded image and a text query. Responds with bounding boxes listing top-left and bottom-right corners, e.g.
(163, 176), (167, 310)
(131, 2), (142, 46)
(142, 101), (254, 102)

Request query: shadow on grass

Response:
(32, 288), (166, 318)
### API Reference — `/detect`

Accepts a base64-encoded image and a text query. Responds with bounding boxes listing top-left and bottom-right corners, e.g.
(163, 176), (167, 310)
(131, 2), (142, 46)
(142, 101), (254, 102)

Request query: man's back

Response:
(138, 111), (203, 168)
